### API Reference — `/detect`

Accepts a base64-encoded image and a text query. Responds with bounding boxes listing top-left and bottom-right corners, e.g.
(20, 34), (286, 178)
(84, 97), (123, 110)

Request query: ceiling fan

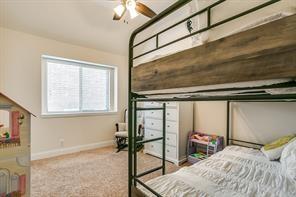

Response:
(112, 0), (157, 20)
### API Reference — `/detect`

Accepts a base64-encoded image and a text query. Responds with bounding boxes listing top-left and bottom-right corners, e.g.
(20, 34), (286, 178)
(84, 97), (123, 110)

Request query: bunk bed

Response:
(128, 0), (296, 196)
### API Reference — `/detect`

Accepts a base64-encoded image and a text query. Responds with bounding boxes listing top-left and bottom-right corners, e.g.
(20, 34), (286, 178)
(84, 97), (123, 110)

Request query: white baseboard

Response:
(31, 140), (115, 161)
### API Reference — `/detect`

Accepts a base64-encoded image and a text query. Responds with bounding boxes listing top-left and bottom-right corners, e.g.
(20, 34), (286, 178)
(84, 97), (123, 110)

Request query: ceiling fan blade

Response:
(135, 2), (156, 18)
(113, 13), (121, 20)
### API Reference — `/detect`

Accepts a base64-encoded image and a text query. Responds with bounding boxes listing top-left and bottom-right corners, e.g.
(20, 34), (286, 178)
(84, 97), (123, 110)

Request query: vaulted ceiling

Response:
(0, 0), (176, 55)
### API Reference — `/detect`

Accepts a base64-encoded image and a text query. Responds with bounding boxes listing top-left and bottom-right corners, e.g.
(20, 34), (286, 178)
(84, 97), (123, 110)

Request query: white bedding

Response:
(140, 146), (296, 197)
(134, 11), (294, 67)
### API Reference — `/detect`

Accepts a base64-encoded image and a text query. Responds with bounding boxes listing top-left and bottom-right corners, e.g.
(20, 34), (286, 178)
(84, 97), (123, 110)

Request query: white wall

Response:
(232, 102), (296, 144)
(194, 102), (227, 137)
(0, 27), (128, 156)
(194, 102), (296, 145)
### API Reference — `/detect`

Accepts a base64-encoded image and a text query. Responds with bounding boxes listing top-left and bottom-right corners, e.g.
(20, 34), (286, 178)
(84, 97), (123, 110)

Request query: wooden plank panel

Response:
(132, 14), (296, 92)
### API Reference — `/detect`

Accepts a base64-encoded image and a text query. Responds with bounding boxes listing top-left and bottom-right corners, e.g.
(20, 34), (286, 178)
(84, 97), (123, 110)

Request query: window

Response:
(42, 56), (117, 116)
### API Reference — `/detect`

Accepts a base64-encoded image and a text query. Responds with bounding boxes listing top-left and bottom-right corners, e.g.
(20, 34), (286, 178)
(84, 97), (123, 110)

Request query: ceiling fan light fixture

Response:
(114, 4), (125, 17)
(126, 0), (136, 10)
(126, 0), (138, 19)
(112, 0), (156, 21)
(129, 8), (138, 19)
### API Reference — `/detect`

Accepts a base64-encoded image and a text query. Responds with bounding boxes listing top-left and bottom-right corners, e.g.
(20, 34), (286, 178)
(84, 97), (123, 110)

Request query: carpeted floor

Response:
(31, 146), (184, 197)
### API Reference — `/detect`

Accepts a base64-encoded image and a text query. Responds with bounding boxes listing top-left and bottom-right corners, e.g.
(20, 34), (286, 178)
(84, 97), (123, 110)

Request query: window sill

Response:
(41, 111), (118, 118)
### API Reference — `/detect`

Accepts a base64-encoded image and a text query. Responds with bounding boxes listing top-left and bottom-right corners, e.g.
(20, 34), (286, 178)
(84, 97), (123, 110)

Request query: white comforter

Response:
(141, 146), (296, 197)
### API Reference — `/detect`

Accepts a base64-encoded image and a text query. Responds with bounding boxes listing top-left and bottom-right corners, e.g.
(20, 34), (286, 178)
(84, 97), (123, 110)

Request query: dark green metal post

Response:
(128, 40), (134, 197)
(162, 103), (166, 175)
(133, 101), (137, 186)
(207, 8), (211, 27)
(226, 101), (230, 146)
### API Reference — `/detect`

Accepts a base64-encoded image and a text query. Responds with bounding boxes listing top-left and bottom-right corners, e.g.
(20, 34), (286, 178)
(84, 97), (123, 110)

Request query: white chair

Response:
(115, 109), (128, 152)
(115, 109), (143, 152)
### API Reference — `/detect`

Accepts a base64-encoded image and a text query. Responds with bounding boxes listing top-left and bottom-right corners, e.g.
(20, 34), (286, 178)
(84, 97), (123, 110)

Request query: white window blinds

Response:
(42, 56), (116, 116)
(81, 67), (109, 111)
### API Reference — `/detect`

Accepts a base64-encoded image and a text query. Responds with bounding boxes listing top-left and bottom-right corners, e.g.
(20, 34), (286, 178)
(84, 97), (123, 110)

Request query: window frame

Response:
(41, 55), (118, 117)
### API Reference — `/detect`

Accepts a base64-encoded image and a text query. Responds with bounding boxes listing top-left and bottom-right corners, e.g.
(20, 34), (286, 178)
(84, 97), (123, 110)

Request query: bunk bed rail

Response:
(130, 0), (280, 61)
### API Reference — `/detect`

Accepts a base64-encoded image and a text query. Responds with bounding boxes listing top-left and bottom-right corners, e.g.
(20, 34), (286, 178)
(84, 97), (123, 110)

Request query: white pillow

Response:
(261, 145), (286, 161)
(281, 139), (296, 181)
(261, 135), (296, 160)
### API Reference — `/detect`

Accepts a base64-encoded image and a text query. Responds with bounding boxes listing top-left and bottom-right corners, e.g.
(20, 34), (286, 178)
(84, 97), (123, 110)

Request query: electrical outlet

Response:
(59, 138), (64, 147)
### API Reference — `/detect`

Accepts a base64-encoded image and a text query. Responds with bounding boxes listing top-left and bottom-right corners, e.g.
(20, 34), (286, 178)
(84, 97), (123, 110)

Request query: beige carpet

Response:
(31, 146), (183, 197)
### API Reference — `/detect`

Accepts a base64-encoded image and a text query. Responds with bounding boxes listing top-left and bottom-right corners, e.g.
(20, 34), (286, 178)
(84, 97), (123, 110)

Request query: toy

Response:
(191, 152), (207, 159)
(187, 131), (224, 164)
(0, 92), (33, 196)
(191, 133), (219, 144)
(1, 131), (10, 139)
(192, 133), (211, 142)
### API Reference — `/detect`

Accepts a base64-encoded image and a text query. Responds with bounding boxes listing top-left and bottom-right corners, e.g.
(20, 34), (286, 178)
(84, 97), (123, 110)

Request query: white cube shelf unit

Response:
(143, 101), (193, 165)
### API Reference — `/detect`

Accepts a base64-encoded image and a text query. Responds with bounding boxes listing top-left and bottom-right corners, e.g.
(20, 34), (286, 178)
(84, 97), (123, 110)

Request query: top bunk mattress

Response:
(140, 146), (296, 197)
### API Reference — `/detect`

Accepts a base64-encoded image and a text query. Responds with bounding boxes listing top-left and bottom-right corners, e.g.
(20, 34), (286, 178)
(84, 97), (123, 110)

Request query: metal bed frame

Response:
(128, 0), (296, 196)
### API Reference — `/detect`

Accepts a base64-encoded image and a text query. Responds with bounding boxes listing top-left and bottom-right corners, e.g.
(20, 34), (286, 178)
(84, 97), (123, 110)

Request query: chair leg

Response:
(117, 144), (128, 152)
(115, 137), (144, 152)
(116, 137), (128, 152)
(136, 144), (144, 152)
(116, 137), (122, 152)
(116, 137), (120, 148)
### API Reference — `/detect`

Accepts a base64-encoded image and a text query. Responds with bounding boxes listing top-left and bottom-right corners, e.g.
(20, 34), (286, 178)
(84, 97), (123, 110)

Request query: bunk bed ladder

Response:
(131, 102), (166, 197)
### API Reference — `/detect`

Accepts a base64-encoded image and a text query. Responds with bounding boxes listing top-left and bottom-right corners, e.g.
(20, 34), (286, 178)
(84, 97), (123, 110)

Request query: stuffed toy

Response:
(192, 134), (211, 142)
(1, 131), (10, 139)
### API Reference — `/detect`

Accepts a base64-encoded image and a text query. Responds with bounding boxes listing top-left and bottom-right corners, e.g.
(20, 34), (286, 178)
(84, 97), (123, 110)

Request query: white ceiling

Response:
(0, 0), (176, 56)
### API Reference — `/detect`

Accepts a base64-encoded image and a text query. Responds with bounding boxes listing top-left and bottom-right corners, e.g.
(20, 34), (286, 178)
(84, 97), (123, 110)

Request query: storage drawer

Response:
(146, 130), (176, 147)
(145, 110), (162, 119)
(166, 145), (177, 159)
(165, 133), (177, 147)
(144, 102), (161, 108)
(147, 143), (177, 160)
(166, 108), (177, 121)
(145, 109), (177, 121)
(145, 129), (162, 139)
(144, 102), (177, 108)
(166, 120), (178, 133)
(148, 142), (162, 155)
(145, 118), (162, 131)
(165, 102), (177, 107)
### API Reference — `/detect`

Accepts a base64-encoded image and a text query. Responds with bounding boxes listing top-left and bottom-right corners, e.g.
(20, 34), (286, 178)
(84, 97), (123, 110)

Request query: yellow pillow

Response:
(264, 134), (296, 151)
